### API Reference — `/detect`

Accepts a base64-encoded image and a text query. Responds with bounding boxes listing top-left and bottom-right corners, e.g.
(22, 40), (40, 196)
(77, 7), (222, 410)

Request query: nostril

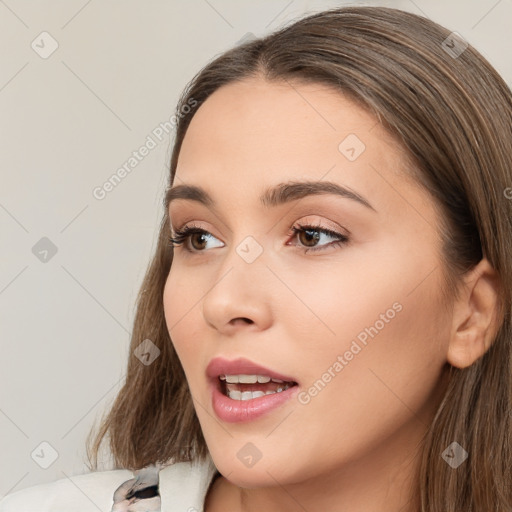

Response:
(231, 317), (253, 325)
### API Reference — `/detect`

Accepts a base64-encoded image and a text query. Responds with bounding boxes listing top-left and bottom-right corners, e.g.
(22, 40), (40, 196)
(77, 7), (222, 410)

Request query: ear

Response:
(446, 258), (502, 369)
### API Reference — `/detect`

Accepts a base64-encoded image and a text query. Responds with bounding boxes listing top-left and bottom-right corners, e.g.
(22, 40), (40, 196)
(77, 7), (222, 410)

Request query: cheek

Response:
(275, 244), (411, 363)
(288, 250), (447, 444)
(286, 242), (445, 396)
(162, 267), (204, 378)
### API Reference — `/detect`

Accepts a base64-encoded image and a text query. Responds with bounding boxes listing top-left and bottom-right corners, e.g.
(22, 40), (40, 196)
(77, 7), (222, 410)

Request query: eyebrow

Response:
(165, 180), (377, 213)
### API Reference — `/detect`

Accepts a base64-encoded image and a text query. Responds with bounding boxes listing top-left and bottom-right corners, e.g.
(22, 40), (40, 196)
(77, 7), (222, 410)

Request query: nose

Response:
(201, 243), (274, 335)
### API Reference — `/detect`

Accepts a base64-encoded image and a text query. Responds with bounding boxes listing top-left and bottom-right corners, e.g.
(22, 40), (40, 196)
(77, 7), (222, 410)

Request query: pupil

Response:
(302, 229), (319, 247)
(192, 233), (207, 250)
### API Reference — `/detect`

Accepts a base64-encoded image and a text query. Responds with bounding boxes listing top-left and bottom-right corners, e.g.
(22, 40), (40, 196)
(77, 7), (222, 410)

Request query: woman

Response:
(2, 5), (511, 512)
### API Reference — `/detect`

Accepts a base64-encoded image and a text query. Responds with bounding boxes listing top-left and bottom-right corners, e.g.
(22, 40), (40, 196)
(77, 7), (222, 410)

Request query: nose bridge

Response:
(201, 231), (273, 332)
(226, 229), (271, 284)
(216, 215), (270, 274)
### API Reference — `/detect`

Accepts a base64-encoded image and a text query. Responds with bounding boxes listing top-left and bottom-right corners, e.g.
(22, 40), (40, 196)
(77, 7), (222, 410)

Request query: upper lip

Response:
(206, 356), (298, 384)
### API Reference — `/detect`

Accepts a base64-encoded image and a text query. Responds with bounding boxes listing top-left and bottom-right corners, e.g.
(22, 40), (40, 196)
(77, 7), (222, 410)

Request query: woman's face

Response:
(163, 77), (452, 489)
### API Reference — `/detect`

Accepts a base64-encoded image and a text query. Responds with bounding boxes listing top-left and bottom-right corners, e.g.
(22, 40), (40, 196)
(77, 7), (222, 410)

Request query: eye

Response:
(169, 224), (223, 252)
(288, 223), (349, 253)
(169, 222), (349, 254)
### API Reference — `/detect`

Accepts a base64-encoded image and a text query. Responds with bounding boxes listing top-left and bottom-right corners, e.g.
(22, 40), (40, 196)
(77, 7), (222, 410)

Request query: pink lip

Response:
(206, 357), (299, 423)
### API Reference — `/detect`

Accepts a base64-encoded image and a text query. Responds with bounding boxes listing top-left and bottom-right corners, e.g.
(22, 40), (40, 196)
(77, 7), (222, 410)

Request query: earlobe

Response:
(446, 258), (502, 369)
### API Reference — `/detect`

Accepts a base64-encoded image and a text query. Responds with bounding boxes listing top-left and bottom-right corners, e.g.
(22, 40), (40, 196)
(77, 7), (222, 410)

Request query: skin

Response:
(163, 76), (500, 512)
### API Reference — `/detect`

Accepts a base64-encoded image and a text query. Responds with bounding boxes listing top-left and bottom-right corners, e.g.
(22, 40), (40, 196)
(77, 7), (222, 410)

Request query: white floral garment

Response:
(111, 463), (162, 512)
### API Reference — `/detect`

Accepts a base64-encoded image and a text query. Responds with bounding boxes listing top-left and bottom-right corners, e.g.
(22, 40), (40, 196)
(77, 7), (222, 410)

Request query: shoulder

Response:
(0, 468), (133, 512)
(158, 457), (219, 510)
(0, 458), (218, 512)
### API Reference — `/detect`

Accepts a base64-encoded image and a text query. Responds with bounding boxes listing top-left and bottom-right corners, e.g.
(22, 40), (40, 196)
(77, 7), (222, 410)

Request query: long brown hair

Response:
(87, 6), (512, 510)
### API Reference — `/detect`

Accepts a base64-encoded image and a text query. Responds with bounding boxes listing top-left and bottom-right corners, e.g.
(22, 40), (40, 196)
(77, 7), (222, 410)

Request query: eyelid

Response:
(292, 215), (349, 237)
(171, 215), (347, 238)
(169, 207), (232, 238)
(171, 221), (207, 236)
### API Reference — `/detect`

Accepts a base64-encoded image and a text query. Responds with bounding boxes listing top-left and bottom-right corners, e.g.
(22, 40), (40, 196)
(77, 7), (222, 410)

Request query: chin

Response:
(209, 447), (301, 488)
(221, 466), (282, 489)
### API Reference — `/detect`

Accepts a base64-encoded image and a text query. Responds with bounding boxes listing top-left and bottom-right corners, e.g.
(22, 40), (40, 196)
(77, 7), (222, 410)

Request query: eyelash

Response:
(168, 223), (349, 254)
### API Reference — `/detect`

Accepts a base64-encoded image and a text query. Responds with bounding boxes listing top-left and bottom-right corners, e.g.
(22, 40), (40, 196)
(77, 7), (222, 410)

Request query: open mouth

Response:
(219, 374), (298, 400)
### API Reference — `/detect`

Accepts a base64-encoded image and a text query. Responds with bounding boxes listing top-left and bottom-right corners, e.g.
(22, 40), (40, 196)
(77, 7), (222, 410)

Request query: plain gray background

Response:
(1, 0), (511, 496)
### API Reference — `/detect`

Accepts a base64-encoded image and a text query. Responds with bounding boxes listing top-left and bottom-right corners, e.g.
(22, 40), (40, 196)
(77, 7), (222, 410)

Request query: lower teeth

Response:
(226, 385), (291, 401)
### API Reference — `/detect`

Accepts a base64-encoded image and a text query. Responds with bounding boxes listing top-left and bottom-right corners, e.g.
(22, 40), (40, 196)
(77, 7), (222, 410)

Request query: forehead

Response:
(182, 77), (383, 152)
(173, 76), (430, 221)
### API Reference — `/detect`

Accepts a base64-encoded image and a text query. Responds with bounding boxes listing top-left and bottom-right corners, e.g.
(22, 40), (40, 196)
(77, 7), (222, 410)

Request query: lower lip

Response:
(210, 380), (299, 423)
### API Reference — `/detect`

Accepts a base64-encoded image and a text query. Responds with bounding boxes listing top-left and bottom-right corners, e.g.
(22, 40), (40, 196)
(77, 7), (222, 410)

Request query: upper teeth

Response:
(219, 374), (285, 384)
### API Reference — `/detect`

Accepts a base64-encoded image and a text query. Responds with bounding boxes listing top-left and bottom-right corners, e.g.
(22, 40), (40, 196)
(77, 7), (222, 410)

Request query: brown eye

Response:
(290, 224), (349, 253)
(169, 226), (224, 253)
(189, 232), (208, 251)
(298, 228), (321, 247)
